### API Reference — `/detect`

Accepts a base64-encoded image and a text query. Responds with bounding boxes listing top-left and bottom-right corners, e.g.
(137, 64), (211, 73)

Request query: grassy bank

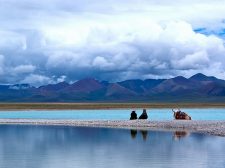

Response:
(0, 103), (225, 110)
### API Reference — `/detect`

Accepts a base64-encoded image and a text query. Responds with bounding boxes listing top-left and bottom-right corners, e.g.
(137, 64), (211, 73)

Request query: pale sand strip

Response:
(0, 119), (225, 137)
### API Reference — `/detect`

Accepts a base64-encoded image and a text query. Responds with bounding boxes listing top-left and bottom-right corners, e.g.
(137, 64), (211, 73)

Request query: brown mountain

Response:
(105, 83), (137, 98)
(1, 73), (225, 102)
(150, 76), (199, 95)
(64, 78), (104, 93)
(39, 82), (70, 92)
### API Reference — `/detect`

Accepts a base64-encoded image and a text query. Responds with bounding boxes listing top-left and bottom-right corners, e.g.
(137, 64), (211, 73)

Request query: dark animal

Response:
(139, 109), (148, 119)
(130, 111), (137, 120)
(172, 109), (191, 120)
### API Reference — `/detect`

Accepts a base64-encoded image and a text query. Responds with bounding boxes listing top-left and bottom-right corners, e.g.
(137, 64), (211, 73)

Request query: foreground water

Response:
(0, 108), (225, 120)
(0, 125), (224, 168)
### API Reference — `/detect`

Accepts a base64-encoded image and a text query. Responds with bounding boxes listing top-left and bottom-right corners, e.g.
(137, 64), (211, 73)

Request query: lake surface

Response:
(0, 108), (225, 120)
(0, 125), (224, 168)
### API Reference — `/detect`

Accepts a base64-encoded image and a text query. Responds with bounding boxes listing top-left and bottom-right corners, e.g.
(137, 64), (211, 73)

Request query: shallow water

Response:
(0, 125), (224, 168)
(0, 108), (225, 120)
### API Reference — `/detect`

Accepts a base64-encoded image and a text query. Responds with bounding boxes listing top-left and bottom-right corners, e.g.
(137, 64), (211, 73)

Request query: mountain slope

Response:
(118, 79), (164, 94)
(189, 73), (218, 82)
(39, 82), (70, 92)
(106, 83), (137, 98)
(150, 76), (199, 95)
(1, 73), (225, 102)
(64, 78), (104, 93)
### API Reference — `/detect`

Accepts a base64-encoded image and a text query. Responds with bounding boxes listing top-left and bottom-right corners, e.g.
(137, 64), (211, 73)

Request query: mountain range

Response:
(1, 73), (225, 102)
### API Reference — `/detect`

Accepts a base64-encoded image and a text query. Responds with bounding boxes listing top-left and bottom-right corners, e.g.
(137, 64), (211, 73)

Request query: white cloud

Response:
(0, 30), (26, 50)
(0, 0), (225, 85)
(92, 56), (114, 70)
(21, 74), (54, 87)
(12, 65), (36, 74)
(43, 21), (225, 80)
(0, 55), (4, 75)
(56, 75), (67, 83)
(174, 51), (210, 69)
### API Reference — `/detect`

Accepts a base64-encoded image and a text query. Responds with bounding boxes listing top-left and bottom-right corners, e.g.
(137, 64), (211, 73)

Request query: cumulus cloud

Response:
(56, 75), (67, 83)
(44, 21), (225, 81)
(0, 55), (4, 75)
(12, 65), (36, 74)
(0, 0), (225, 85)
(21, 74), (54, 87)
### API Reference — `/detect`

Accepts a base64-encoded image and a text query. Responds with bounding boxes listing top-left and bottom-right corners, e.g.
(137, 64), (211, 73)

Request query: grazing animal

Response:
(130, 111), (137, 120)
(172, 109), (191, 120)
(139, 109), (148, 119)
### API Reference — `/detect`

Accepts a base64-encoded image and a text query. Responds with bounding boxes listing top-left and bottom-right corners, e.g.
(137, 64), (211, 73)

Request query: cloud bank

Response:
(0, 0), (225, 86)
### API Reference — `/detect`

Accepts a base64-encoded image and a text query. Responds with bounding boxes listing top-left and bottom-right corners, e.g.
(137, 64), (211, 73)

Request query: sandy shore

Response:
(0, 119), (225, 137)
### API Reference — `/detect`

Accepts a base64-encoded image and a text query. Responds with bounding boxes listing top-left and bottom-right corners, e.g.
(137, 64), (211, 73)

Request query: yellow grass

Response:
(0, 102), (225, 110)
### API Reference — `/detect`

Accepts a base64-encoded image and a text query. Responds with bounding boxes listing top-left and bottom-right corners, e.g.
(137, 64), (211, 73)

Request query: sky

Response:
(0, 0), (225, 86)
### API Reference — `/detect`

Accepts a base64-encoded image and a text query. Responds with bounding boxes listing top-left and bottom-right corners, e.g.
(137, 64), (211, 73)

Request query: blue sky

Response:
(0, 0), (225, 86)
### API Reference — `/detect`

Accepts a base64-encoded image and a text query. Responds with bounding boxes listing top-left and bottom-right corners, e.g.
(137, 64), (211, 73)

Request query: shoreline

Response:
(0, 119), (225, 137)
(0, 103), (225, 110)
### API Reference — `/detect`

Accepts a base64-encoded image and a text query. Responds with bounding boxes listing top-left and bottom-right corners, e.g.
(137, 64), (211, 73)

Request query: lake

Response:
(0, 125), (224, 168)
(0, 108), (225, 120)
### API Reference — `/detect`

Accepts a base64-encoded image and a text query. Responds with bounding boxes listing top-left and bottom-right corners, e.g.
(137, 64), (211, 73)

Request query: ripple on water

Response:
(0, 125), (225, 168)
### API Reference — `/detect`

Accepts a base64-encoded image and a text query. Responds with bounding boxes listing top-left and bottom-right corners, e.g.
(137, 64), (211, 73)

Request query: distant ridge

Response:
(39, 82), (69, 91)
(0, 73), (225, 102)
(65, 78), (104, 93)
(189, 73), (218, 81)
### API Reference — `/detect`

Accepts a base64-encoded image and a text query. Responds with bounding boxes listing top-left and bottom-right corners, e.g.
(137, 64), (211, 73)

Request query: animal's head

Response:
(173, 112), (177, 118)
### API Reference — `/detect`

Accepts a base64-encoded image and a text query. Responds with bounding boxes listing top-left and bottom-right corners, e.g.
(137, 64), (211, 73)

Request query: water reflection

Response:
(130, 129), (190, 141)
(173, 131), (190, 140)
(130, 129), (148, 141)
(0, 125), (225, 168)
(130, 129), (137, 139)
(141, 130), (148, 141)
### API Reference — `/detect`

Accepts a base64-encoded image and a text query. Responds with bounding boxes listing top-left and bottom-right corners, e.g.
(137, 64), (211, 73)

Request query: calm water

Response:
(0, 125), (224, 168)
(0, 108), (225, 120)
